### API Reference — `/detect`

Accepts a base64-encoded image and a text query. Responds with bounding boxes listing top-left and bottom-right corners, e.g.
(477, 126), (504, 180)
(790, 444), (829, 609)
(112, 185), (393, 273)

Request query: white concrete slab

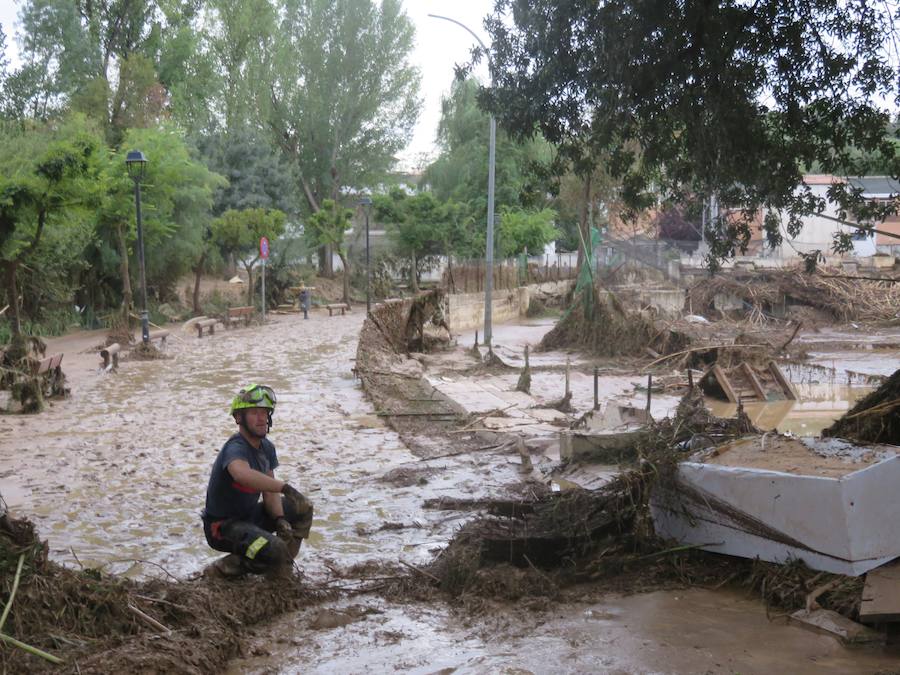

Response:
(651, 445), (900, 576)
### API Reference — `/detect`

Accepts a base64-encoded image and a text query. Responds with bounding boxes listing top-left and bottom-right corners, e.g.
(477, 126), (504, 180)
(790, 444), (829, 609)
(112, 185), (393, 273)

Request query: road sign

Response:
(260, 236), (270, 260)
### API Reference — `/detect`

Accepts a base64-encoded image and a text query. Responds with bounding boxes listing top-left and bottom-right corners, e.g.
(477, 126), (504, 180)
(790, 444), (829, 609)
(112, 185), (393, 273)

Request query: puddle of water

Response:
(706, 378), (876, 437)
(226, 588), (900, 674)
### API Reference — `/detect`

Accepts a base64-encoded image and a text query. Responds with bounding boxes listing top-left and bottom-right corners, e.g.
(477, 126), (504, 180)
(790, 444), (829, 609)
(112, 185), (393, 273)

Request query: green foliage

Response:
(213, 207), (287, 262)
(262, 0), (420, 216)
(423, 79), (554, 228)
(482, 0), (900, 263)
(306, 200), (352, 252)
(497, 207), (559, 257)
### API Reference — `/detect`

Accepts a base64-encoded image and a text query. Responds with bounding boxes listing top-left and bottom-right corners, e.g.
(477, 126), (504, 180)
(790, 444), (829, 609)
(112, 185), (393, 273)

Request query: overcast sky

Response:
(0, 0), (494, 169)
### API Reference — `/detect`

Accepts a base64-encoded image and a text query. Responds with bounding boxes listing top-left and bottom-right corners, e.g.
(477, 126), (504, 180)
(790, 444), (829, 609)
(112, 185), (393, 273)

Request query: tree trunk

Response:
(3, 261), (21, 337)
(411, 252), (419, 293)
(243, 261), (255, 306)
(115, 221), (134, 313)
(577, 174), (592, 270)
(337, 252), (350, 305)
(192, 251), (207, 315)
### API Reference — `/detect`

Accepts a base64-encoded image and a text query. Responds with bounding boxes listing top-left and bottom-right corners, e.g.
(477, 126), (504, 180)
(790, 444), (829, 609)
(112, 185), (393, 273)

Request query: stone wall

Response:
(445, 280), (574, 333)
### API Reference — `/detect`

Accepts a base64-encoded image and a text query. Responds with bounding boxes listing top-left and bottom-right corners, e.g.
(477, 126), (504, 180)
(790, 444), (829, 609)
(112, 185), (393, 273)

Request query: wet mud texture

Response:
(0, 508), (326, 674)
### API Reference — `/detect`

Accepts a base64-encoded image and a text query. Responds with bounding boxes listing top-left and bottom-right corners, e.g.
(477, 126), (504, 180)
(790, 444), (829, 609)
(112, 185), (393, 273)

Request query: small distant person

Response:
(202, 384), (313, 578)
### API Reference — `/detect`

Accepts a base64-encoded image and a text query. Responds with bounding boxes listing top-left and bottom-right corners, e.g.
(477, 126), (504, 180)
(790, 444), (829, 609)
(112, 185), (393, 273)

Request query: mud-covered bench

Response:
(36, 352), (67, 397)
(196, 318), (218, 337)
(227, 306), (254, 328)
(325, 303), (350, 317)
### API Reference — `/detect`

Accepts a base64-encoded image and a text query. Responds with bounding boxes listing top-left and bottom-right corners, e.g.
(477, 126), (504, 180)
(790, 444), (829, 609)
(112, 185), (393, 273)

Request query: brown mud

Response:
(2, 290), (899, 672)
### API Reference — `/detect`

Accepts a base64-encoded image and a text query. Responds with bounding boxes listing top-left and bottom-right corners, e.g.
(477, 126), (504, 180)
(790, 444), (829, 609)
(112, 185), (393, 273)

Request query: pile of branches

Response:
(539, 284), (655, 356)
(687, 268), (900, 324)
(824, 367), (900, 445)
(0, 500), (324, 673)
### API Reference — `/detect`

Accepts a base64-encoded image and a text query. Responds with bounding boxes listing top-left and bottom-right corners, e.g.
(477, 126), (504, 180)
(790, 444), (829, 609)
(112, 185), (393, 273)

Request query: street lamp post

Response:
(428, 13), (496, 347)
(125, 150), (150, 345)
(359, 195), (373, 315)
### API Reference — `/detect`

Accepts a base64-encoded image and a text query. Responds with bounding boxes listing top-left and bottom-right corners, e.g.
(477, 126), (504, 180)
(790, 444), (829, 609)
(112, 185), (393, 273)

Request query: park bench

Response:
(36, 352), (63, 376)
(227, 306), (254, 328)
(325, 303), (350, 317)
(36, 352), (67, 397)
(100, 343), (121, 370)
(148, 329), (169, 348)
(196, 318), (218, 338)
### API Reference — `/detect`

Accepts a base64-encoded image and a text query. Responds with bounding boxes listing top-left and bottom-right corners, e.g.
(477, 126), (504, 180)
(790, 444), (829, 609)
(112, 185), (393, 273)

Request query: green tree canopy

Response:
(374, 189), (451, 292)
(482, 0), (900, 262)
(212, 207), (286, 304)
(0, 116), (102, 336)
(424, 78), (553, 224)
(262, 0), (420, 216)
(497, 207), (558, 258)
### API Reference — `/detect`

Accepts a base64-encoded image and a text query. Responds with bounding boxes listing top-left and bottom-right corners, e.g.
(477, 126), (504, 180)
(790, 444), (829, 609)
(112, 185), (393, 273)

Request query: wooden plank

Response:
(711, 364), (738, 403)
(739, 362), (767, 400)
(860, 560), (900, 623)
(768, 361), (797, 400)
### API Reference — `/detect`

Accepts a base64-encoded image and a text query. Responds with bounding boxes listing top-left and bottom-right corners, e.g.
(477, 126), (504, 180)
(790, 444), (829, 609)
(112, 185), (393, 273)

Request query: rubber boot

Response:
(208, 553), (244, 579)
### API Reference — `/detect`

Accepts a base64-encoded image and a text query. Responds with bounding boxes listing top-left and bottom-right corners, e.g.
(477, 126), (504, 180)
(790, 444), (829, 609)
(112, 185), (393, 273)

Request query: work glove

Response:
(281, 483), (313, 514)
(275, 517), (293, 542)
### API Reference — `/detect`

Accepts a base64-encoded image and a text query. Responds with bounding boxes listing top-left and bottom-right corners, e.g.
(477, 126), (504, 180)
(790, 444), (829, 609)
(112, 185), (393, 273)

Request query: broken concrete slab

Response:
(860, 560), (900, 623)
(789, 609), (884, 645)
(651, 436), (900, 576)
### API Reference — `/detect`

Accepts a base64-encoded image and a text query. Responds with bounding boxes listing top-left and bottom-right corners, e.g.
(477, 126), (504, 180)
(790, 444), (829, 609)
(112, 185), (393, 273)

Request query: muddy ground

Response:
(1, 308), (900, 673)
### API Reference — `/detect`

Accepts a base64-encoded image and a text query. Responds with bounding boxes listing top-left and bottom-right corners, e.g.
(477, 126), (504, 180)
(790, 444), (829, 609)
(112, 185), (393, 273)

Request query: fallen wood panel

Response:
(711, 364), (738, 403)
(768, 361), (797, 400)
(740, 362), (767, 400)
(860, 560), (900, 623)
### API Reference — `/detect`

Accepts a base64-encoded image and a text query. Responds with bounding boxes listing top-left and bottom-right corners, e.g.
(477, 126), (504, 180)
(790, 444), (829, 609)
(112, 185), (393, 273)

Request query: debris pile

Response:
(0, 499), (323, 673)
(824, 367), (900, 445)
(687, 269), (900, 325)
(538, 284), (655, 357)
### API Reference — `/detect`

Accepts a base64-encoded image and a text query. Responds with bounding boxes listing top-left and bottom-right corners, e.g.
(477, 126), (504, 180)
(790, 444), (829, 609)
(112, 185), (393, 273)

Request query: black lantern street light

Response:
(358, 195), (373, 315)
(125, 150), (150, 344)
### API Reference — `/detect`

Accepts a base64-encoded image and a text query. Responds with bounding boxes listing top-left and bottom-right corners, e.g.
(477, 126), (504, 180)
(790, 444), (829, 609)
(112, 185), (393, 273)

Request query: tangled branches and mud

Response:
(0, 502), (326, 674)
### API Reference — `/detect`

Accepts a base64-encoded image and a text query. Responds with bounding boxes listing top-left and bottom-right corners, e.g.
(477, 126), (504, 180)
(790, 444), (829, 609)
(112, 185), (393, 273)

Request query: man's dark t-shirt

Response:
(204, 433), (279, 521)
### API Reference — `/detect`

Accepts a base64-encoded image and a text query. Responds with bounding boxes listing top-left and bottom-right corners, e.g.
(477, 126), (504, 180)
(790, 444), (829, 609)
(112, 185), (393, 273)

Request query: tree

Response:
(305, 200), (353, 304)
(482, 0), (900, 263)
(0, 120), (101, 339)
(374, 189), (447, 293)
(497, 207), (558, 257)
(423, 78), (554, 240)
(261, 0), (420, 274)
(212, 208), (286, 305)
(91, 125), (226, 325)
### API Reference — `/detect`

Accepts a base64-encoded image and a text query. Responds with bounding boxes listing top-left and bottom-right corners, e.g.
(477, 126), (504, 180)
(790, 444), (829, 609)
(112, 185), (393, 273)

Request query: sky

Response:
(0, 0), (495, 170)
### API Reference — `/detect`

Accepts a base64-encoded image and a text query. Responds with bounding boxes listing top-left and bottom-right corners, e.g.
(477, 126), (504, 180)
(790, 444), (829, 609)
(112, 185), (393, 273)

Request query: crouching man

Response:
(202, 383), (313, 577)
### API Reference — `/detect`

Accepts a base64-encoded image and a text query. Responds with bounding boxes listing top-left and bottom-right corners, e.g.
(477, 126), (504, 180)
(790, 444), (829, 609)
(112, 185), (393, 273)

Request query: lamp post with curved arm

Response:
(428, 13), (496, 348)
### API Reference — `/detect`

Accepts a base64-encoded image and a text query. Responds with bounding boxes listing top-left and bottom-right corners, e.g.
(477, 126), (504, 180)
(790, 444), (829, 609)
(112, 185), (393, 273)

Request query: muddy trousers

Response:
(202, 496), (313, 572)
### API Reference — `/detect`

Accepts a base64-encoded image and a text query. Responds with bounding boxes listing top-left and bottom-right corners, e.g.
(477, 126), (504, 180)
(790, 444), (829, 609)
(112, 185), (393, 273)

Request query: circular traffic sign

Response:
(259, 236), (270, 260)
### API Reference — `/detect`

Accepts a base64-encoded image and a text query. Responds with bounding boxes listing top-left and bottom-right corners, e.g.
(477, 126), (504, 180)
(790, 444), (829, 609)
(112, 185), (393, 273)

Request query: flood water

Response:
(1, 313), (897, 672)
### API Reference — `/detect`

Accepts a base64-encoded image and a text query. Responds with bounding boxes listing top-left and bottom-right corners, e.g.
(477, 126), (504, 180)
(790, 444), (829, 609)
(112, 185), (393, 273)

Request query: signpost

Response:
(260, 236), (269, 322)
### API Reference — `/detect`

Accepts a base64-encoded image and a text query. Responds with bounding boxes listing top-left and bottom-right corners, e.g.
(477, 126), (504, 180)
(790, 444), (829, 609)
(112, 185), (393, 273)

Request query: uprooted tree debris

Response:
(0, 499), (327, 673)
(824, 367), (900, 445)
(380, 390), (871, 624)
(686, 267), (900, 326)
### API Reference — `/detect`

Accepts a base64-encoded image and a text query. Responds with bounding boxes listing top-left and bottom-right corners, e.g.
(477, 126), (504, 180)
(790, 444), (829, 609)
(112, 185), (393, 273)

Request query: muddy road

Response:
(1, 312), (898, 673)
